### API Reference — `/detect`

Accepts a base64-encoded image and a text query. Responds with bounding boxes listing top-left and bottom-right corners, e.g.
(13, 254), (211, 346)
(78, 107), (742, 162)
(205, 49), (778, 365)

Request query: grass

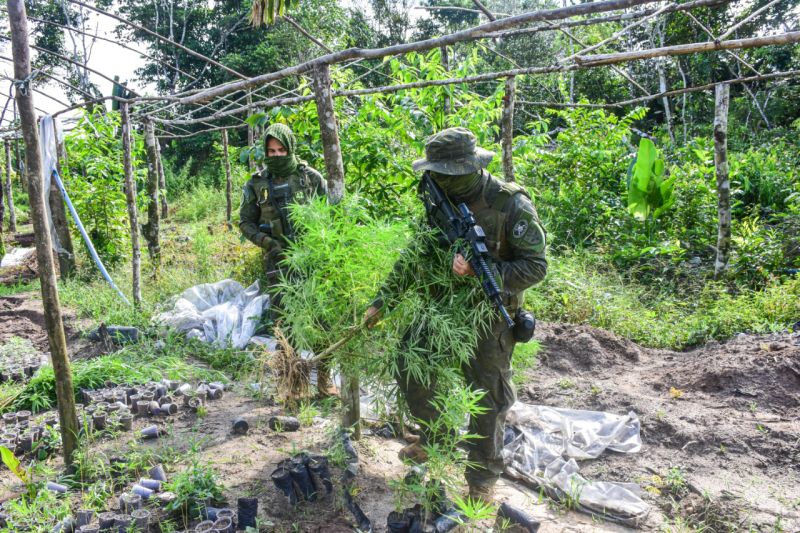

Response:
(526, 250), (800, 350)
(9, 335), (227, 413)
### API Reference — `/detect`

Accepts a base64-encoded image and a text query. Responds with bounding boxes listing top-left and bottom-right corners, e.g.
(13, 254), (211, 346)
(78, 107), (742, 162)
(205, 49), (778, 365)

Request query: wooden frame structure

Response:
(3, 0), (798, 449)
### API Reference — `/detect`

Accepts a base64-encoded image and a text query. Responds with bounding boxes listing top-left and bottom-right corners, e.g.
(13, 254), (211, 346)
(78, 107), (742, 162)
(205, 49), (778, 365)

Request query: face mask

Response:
(430, 171), (482, 198)
(265, 155), (298, 177)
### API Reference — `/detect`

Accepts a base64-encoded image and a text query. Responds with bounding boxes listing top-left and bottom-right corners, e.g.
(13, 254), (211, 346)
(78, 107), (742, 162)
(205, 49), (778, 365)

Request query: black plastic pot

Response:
(113, 514), (132, 533)
(138, 478), (162, 491)
(76, 509), (94, 528)
(267, 416), (300, 432)
(232, 417), (249, 435)
(131, 484), (153, 499)
(97, 511), (116, 530)
(148, 464), (168, 482)
(387, 511), (411, 533)
(236, 497), (258, 530)
(270, 466), (298, 505)
(289, 461), (317, 502)
(46, 481), (68, 494)
(308, 455), (333, 494)
(131, 508), (150, 531)
(140, 425), (161, 439)
(432, 508), (464, 533)
(497, 502), (540, 533)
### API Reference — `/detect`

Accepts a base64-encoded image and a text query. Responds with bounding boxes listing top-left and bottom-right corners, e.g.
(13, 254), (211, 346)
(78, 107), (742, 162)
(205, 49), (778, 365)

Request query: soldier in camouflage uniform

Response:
(365, 127), (547, 501)
(240, 123), (338, 397)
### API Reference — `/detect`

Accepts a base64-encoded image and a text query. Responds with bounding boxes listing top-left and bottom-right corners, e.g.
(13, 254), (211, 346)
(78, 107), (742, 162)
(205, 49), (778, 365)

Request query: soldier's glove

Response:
(259, 234), (278, 251)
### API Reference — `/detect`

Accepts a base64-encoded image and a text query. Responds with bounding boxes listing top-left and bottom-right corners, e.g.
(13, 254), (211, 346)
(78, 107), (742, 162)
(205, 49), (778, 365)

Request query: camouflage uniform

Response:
(239, 123), (327, 293)
(239, 124), (336, 395)
(373, 128), (547, 491)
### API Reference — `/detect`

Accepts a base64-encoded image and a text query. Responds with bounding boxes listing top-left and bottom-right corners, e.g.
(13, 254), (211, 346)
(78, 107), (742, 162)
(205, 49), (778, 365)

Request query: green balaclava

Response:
(430, 170), (485, 201)
(264, 123), (299, 178)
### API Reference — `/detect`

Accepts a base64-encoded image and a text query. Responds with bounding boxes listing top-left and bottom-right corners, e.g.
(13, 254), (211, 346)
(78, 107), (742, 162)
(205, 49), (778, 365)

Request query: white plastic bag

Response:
(155, 279), (269, 348)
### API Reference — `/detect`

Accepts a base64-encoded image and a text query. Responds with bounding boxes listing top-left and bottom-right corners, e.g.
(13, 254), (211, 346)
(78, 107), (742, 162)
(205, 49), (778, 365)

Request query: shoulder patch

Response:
(512, 219), (529, 239)
(509, 207), (546, 252)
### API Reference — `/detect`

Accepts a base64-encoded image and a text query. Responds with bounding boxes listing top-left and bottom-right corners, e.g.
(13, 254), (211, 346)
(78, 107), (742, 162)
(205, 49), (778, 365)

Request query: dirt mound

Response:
(0, 294), (101, 359)
(679, 336), (800, 412)
(521, 322), (800, 530)
(537, 323), (643, 371)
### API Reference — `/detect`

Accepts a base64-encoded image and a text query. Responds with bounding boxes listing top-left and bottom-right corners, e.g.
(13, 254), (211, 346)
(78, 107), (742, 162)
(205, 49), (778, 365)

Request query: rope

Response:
(11, 69), (40, 96)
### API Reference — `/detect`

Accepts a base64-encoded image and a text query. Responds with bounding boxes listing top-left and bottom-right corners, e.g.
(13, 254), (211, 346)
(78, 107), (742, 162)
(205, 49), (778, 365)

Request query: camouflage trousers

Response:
(263, 250), (334, 384)
(396, 316), (517, 488)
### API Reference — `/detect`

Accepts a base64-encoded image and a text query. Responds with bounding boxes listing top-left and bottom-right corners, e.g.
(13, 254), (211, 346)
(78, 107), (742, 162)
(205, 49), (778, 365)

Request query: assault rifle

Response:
(420, 172), (515, 328)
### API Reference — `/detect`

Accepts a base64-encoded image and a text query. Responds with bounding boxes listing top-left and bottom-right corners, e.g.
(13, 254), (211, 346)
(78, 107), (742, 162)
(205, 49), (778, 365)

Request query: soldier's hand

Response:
(363, 306), (382, 329)
(452, 254), (475, 277)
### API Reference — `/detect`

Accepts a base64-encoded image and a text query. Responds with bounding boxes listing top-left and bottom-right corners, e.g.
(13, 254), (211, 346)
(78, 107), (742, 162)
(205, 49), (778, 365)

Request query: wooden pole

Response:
(441, 46), (451, 117)
(53, 128), (75, 276)
(222, 129), (233, 228)
(311, 62), (357, 435)
(246, 94), (255, 172)
(142, 119), (161, 270)
(312, 63), (345, 203)
(120, 101), (142, 306)
(713, 83), (731, 279)
(7, 0), (79, 466)
(3, 141), (13, 232)
(501, 76), (516, 183)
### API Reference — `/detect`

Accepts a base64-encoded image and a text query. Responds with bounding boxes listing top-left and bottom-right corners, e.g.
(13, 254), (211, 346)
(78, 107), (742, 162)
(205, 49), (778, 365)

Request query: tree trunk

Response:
(501, 76), (516, 183)
(53, 130), (75, 277)
(222, 129), (233, 228)
(655, 20), (675, 143)
(311, 62), (357, 436)
(157, 145), (168, 218)
(4, 141), (15, 232)
(312, 62), (346, 204)
(713, 83), (731, 280)
(7, 0), (79, 467)
(120, 102), (142, 306)
(15, 136), (26, 190)
(142, 119), (161, 270)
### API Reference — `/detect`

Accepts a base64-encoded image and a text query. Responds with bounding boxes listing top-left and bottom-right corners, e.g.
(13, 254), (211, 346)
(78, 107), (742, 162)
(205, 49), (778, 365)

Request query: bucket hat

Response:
(412, 127), (494, 175)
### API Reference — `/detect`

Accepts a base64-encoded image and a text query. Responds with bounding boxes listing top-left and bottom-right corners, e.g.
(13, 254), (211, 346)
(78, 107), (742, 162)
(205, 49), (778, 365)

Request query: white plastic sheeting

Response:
(154, 279), (270, 348)
(39, 116), (67, 256)
(0, 247), (35, 269)
(503, 403), (650, 526)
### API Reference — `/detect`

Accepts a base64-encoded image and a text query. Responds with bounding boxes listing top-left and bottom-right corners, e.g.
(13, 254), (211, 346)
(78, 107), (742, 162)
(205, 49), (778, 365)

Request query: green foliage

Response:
(391, 389), (488, 520)
(277, 195), (407, 366)
(527, 251), (800, 349)
(165, 461), (224, 525)
(63, 108), (147, 267)
(511, 341), (540, 386)
(12, 337), (224, 412)
(627, 138), (675, 226)
(0, 488), (70, 533)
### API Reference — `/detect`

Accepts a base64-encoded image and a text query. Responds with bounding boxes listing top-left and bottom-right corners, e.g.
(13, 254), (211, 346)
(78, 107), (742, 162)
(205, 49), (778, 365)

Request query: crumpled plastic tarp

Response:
(503, 403), (650, 526)
(0, 247), (35, 269)
(154, 279), (269, 348)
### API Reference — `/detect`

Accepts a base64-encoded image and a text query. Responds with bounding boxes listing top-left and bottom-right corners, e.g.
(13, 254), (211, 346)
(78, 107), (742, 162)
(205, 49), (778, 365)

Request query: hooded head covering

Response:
(264, 123), (299, 177)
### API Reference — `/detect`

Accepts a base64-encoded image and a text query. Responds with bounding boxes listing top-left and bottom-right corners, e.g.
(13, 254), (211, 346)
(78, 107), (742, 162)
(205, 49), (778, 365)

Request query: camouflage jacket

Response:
(375, 170), (547, 311)
(239, 165), (328, 251)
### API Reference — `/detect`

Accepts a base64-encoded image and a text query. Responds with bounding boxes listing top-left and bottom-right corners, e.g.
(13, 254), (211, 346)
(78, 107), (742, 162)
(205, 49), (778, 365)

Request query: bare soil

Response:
(2, 303), (799, 531)
(522, 322), (800, 531)
(0, 292), (99, 360)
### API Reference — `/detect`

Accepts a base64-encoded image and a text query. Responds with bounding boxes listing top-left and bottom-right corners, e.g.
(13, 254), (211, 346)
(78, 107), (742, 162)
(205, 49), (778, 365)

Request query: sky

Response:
(0, 3), (149, 126)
